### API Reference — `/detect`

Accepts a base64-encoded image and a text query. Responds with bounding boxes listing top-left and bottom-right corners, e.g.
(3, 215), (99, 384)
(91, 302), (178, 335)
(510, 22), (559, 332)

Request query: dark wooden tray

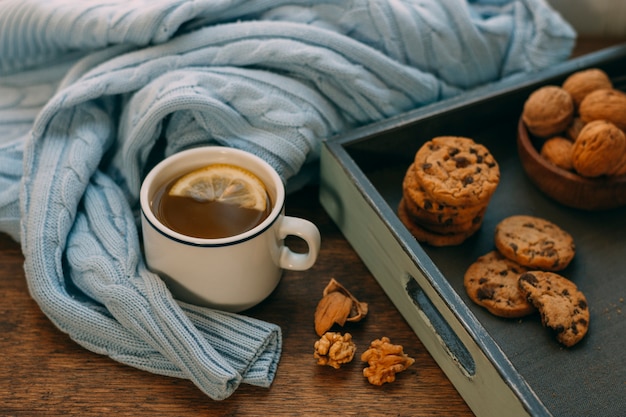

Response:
(320, 44), (626, 417)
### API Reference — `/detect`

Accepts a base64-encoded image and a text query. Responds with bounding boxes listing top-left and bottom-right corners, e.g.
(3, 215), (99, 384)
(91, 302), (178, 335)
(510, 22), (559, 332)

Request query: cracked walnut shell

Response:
(314, 332), (356, 369)
(361, 337), (415, 386)
(314, 278), (368, 336)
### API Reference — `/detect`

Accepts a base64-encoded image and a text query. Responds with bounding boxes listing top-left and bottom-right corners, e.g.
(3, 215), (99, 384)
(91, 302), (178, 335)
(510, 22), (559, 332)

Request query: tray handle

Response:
(405, 275), (476, 377)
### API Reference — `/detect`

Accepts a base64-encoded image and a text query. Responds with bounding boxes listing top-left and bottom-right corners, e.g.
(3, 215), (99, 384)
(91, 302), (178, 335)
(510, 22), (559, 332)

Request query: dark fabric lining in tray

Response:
(344, 55), (626, 417)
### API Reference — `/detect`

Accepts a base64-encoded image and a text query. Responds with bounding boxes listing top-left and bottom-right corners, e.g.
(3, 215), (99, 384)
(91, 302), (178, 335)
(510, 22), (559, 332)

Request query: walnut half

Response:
(314, 332), (356, 369)
(314, 278), (368, 336)
(361, 337), (415, 385)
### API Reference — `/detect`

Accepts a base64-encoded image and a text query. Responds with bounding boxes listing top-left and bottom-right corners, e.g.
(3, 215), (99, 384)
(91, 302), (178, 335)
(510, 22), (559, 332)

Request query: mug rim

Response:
(140, 146), (285, 247)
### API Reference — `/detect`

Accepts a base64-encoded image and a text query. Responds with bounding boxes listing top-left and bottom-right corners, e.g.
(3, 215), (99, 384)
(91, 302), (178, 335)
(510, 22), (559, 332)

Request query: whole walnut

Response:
(579, 88), (626, 131)
(611, 152), (626, 177)
(540, 136), (574, 171)
(562, 68), (613, 108)
(565, 117), (585, 141)
(572, 120), (626, 177)
(522, 86), (574, 138)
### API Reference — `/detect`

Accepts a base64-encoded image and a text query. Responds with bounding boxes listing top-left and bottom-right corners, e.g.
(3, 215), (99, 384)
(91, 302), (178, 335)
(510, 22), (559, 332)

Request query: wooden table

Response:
(0, 184), (473, 417)
(1, 39), (622, 417)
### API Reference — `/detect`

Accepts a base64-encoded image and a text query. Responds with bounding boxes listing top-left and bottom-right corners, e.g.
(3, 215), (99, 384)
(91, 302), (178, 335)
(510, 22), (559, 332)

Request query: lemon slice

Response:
(168, 164), (267, 211)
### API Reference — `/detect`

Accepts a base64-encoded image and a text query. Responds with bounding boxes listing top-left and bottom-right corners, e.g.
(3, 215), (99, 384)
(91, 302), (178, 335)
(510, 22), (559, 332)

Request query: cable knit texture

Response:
(0, 0), (574, 400)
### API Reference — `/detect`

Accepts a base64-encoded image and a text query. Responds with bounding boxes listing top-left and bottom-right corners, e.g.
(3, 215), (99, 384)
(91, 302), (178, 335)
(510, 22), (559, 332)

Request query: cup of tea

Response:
(140, 146), (321, 312)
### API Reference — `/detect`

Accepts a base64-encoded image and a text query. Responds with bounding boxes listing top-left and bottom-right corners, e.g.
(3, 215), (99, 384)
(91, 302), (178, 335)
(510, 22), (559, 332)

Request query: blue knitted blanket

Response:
(0, 0), (575, 400)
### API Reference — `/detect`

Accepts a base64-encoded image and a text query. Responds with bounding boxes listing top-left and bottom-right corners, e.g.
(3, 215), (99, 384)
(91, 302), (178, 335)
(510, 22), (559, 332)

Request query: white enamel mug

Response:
(140, 146), (321, 312)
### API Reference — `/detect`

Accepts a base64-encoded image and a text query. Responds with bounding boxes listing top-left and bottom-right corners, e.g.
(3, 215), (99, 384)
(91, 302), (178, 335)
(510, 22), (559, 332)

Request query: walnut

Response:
(540, 136), (574, 171)
(314, 278), (368, 336)
(361, 337), (415, 386)
(522, 86), (574, 138)
(610, 152), (626, 177)
(579, 88), (626, 131)
(562, 68), (613, 108)
(566, 117), (585, 141)
(313, 332), (356, 369)
(572, 120), (626, 177)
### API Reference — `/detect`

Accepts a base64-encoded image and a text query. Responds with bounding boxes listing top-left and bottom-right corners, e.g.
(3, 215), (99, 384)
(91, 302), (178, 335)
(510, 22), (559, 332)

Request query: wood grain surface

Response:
(0, 185), (472, 417)
(1, 39), (623, 417)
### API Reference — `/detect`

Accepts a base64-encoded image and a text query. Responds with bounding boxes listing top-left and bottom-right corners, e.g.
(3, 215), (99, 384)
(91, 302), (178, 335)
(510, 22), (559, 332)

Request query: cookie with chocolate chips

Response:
(402, 171), (487, 230)
(494, 215), (575, 271)
(397, 198), (480, 247)
(412, 136), (500, 206)
(464, 251), (535, 318)
(518, 271), (590, 347)
(403, 194), (486, 234)
(402, 164), (487, 225)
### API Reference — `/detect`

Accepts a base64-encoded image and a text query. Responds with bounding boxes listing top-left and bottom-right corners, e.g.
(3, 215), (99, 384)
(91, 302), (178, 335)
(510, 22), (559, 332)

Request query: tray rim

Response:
(320, 43), (626, 417)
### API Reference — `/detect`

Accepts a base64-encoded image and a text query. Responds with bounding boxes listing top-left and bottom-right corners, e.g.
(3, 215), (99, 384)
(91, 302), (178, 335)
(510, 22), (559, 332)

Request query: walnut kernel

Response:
(314, 332), (356, 369)
(361, 337), (415, 386)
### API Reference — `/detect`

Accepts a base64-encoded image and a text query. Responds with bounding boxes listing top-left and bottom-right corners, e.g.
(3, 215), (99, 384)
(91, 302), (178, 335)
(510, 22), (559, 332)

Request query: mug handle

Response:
(277, 216), (321, 271)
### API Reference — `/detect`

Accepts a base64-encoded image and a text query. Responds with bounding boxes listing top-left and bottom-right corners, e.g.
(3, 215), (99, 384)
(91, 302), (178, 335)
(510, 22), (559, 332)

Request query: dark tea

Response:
(151, 165), (272, 239)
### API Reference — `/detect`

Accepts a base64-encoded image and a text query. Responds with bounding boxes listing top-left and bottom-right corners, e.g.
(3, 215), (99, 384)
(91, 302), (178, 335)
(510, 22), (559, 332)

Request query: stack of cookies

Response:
(398, 136), (500, 246)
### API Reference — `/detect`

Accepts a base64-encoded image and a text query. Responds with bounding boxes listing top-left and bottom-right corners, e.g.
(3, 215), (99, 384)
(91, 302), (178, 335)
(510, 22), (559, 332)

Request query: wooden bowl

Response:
(516, 117), (626, 210)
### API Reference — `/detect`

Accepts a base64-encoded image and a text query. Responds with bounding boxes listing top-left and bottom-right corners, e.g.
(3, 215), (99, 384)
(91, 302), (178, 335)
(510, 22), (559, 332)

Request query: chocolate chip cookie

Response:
(494, 215), (575, 271)
(402, 188), (486, 233)
(464, 251), (535, 318)
(412, 136), (500, 206)
(397, 198), (479, 247)
(518, 271), (590, 347)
